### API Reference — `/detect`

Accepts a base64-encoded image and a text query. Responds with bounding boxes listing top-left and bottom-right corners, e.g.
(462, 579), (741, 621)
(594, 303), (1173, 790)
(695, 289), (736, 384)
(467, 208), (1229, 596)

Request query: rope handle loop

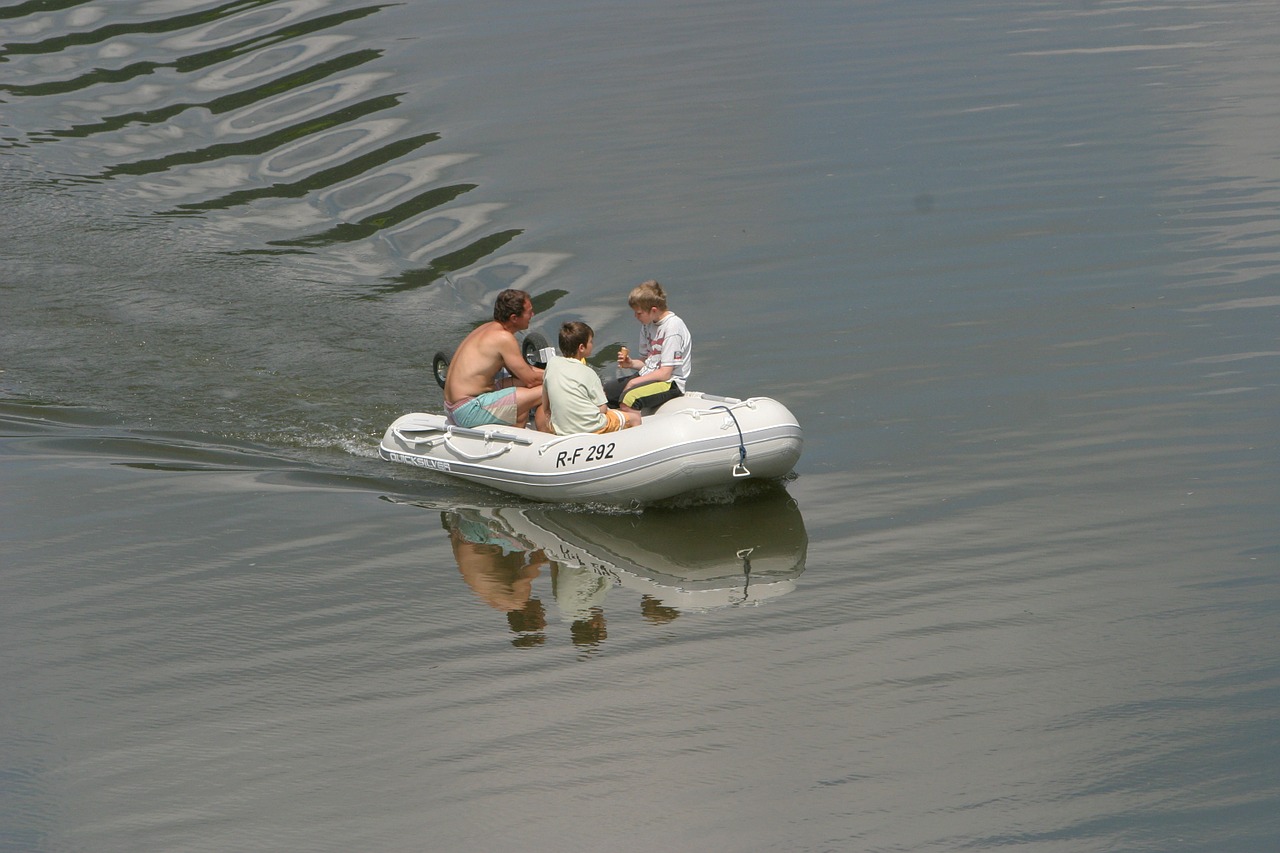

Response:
(710, 405), (751, 477)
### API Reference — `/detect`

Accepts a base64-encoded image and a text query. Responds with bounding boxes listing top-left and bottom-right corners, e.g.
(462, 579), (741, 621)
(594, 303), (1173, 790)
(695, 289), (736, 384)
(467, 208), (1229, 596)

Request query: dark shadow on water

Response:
(99, 93), (405, 180)
(11, 45), (385, 132)
(266, 184), (477, 248)
(360, 229), (525, 298)
(165, 133), (441, 215)
(0, 0), (280, 59)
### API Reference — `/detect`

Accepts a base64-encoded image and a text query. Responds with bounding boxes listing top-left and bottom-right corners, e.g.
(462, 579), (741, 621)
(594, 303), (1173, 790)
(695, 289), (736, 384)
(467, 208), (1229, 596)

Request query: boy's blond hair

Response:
(627, 279), (667, 312)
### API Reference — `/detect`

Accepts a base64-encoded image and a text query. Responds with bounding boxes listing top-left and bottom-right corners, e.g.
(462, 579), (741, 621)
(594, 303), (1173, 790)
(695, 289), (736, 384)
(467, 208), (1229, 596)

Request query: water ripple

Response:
(1, 0), (559, 306)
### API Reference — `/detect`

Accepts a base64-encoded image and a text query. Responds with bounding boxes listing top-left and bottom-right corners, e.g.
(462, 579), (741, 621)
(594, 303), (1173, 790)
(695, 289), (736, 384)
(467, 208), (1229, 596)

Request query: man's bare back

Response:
(444, 320), (535, 401)
(442, 290), (544, 427)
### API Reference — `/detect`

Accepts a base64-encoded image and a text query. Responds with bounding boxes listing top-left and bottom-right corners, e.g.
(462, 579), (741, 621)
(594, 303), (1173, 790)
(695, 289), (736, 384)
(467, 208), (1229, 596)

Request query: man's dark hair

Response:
(493, 289), (531, 323)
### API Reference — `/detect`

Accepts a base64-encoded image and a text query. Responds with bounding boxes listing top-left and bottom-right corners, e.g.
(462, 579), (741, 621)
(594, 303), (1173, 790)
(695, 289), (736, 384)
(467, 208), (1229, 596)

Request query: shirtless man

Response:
(443, 289), (545, 428)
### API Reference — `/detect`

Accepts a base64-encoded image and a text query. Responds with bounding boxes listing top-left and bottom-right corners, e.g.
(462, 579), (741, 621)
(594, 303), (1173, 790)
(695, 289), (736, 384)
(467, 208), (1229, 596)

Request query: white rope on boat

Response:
(711, 404), (752, 477)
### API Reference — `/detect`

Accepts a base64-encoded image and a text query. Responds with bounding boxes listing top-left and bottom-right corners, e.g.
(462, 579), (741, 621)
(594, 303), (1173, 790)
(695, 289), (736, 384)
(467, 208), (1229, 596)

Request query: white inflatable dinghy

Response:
(379, 391), (802, 505)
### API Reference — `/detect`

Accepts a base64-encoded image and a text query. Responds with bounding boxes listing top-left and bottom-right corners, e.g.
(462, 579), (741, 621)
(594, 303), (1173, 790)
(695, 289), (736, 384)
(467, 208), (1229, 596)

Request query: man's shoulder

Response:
(473, 321), (517, 349)
(479, 320), (515, 338)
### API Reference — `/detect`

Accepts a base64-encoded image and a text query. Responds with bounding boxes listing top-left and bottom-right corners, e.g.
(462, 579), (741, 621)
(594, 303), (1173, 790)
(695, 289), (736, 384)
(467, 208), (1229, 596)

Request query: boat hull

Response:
(379, 392), (803, 505)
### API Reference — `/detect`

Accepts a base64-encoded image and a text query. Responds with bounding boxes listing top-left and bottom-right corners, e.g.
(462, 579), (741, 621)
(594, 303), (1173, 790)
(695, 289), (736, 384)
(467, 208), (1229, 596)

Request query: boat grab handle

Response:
(393, 427), (445, 445)
(536, 433), (585, 456)
(678, 397), (757, 420)
(443, 435), (516, 461)
(397, 424), (532, 446)
(395, 423), (531, 460)
(437, 424), (533, 460)
(445, 425), (533, 445)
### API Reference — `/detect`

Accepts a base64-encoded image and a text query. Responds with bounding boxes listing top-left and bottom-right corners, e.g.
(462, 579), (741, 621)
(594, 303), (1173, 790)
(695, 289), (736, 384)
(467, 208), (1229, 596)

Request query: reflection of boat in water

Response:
(441, 492), (808, 613)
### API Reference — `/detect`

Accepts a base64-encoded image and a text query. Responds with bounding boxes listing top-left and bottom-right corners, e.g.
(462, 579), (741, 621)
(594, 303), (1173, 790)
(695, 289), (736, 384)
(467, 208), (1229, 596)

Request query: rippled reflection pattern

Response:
(0, 0), (554, 297)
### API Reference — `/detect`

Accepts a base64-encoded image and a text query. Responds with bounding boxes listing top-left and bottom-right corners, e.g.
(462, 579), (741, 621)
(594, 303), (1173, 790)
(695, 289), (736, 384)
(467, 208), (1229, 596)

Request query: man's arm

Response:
(498, 334), (544, 387)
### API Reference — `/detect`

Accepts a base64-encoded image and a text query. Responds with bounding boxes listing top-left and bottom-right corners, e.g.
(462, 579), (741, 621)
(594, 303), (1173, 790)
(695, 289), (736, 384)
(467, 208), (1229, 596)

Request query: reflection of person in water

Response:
(444, 513), (549, 647)
(550, 564), (613, 648)
(640, 595), (680, 624)
(443, 511), (683, 647)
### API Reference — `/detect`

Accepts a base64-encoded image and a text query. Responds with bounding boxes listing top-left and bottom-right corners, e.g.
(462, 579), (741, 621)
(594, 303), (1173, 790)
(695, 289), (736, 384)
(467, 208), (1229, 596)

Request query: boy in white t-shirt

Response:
(605, 279), (692, 413)
(540, 322), (642, 435)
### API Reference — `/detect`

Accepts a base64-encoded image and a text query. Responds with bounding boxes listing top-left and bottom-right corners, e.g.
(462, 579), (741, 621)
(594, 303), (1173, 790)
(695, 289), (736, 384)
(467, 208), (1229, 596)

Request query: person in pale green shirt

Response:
(540, 322), (642, 435)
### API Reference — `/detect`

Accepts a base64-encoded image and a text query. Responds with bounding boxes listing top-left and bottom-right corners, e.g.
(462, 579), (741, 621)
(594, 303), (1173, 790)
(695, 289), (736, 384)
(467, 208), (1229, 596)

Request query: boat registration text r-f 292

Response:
(555, 442), (615, 468)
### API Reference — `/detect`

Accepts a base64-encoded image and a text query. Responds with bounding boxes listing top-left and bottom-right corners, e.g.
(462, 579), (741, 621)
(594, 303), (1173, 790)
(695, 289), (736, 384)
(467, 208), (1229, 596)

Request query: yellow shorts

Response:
(593, 408), (626, 434)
